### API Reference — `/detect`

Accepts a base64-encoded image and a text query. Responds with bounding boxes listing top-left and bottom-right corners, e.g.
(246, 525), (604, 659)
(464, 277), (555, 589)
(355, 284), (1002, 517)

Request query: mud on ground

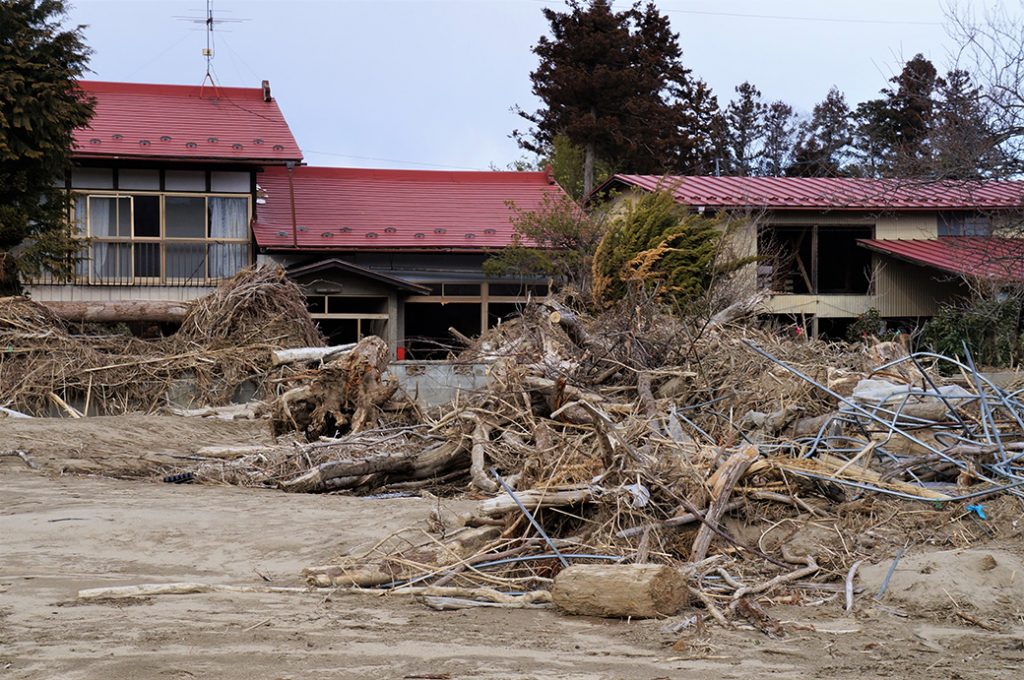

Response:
(3, 416), (1024, 679)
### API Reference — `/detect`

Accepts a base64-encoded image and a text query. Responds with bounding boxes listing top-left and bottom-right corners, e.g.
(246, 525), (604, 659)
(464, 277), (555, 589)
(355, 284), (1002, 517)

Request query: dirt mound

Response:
(860, 548), (1024, 620)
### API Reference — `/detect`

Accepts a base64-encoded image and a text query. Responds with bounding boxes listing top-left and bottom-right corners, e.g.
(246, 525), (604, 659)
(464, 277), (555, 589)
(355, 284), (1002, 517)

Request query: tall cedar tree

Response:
(788, 87), (853, 177)
(0, 0), (93, 294)
(515, 0), (718, 196)
(723, 81), (766, 176)
(759, 101), (797, 175)
(852, 54), (938, 176)
(930, 69), (1004, 179)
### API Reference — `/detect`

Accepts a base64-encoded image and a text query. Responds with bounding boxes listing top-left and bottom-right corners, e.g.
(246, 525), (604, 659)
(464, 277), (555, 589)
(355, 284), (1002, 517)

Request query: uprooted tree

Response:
(591, 190), (753, 311)
(0, 0), (94, 295)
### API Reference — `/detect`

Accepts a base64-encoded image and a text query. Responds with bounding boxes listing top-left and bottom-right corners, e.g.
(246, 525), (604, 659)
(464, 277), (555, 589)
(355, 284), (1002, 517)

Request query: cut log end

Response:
(551, 563), (687, 619)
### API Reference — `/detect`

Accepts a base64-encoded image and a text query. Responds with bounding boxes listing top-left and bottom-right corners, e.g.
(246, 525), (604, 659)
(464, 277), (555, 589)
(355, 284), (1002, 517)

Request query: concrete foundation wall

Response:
(387, 361), (491, 410)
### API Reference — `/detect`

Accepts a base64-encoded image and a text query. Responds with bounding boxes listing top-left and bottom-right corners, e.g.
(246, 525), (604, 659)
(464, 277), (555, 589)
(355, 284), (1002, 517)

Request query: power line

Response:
(525, 0), (942, 27)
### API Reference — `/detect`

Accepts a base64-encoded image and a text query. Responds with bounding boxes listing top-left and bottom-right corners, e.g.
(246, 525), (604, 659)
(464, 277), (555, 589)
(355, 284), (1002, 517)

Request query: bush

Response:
(922, 294), (1024, 367)
(846, 308), (885, 343)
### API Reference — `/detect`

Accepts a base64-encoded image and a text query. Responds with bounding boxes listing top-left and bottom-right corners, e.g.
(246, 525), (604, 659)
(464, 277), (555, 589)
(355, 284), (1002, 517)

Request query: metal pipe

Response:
(491, 468), (569, 568)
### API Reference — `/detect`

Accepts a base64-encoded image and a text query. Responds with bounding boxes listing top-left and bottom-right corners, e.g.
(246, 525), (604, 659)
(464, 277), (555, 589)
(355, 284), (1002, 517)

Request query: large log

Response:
(270, 344), (356, 366)
(477, 486), (593, 517)
(551, 564), (687, 618)
(279, 437), (469, 493)
(41, 300), (189, 323)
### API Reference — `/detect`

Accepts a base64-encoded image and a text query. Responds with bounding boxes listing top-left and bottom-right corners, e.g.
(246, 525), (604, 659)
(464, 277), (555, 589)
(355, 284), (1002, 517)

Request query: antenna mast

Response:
(174, 1), (247, 88)
(202, 0), (214, 85)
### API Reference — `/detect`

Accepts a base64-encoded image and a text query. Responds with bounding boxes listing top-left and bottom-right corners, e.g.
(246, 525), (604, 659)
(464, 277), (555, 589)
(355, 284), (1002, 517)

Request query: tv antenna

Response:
(174, 0), (248, 87)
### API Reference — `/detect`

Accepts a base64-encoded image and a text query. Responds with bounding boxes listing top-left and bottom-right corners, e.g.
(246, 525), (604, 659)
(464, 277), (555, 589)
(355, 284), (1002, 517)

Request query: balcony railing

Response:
(28, 240), (250, 287)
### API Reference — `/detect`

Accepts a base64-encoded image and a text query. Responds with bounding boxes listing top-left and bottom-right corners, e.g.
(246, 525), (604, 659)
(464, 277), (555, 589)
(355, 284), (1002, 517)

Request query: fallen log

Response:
(0, 405), (32, 418)
(78, 582), (321, 600)
(689, 446), (759, 563)
(551, 563), (687, 618)
(270, 344), (356, 367)
(279, 436), (468, 493)
(42, 300), (189, 323)
(477, 486), (593, 517)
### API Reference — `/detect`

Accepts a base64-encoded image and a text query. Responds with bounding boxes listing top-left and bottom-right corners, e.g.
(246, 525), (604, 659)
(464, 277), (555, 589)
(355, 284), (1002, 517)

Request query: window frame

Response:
(72, 189), (252, 285)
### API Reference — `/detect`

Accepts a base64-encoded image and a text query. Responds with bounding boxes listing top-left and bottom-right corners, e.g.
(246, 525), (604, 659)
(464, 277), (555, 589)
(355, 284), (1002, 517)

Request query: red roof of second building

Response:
(859, 237), (1024, 281)
(252, 166), (566, 250)
(605, 175), (1024, 210)
(73, 80), (302, 163)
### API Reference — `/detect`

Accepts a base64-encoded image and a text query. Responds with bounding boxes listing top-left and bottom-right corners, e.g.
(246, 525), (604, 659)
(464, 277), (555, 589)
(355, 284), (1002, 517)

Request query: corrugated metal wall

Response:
(24, 284), (215, 302)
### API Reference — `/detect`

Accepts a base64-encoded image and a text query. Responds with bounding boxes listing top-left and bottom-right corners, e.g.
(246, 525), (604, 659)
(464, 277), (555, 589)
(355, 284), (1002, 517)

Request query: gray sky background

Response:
(65, 0), (1004, 171)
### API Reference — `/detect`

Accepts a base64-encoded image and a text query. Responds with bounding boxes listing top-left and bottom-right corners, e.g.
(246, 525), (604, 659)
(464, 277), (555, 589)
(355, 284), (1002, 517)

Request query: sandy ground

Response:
(3, 418), (1024, 678)
(1, 415), (273, 476)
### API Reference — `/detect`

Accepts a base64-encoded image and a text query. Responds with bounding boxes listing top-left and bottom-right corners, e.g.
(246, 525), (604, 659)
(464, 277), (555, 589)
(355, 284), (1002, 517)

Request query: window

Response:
(758, 226), (873, 295)
(939, 212), (992, 237)
(73, 192), (250, 284)
(306, 295), (389, 345)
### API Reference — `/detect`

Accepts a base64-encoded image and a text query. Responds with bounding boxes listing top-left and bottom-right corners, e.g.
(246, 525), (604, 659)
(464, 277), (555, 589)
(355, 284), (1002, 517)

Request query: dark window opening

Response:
(759, 226), (873, 295)
(489, 282), (549, 297)
(325, 296), (387, 315)
(404, 302), (481, 360)
(488, 302), (525, 327)
(939, 211), (992, 237)
(133, 195), (160, 237)
(317, 319), (358, 345)
(306, 296), (326, 315)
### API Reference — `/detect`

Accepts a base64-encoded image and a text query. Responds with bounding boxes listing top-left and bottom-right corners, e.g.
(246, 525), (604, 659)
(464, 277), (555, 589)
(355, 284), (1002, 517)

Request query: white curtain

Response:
(88, 197), (112, 280)
(208, 197), (248, 278)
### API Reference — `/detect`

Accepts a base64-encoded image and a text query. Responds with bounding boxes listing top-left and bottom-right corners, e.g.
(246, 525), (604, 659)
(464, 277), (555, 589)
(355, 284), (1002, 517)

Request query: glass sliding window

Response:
(72, 191), (250, 285)
(165, 196), (206, 238)
(91, 242), (131, 281)
(165, 243), (206, 282)
(89, 196), (131, 237)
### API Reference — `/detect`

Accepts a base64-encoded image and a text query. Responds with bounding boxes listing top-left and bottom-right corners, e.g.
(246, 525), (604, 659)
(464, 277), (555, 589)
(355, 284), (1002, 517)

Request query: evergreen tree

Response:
(723, 82), (765, 176)
(759, 101), (797, 176)
(930, 69), (1004, 178)
(852, 54), (938, 176)
(514, 0), (718, 195)
(788, 87), (853, 177)
(0, 0), (93, 294)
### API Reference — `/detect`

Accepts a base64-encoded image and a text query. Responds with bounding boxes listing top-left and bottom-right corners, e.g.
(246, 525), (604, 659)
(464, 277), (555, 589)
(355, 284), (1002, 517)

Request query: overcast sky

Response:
(65, 0), (1001, 171)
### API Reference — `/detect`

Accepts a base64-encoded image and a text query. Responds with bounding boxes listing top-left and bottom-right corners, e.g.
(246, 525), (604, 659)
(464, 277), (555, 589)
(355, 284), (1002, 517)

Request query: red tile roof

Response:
(252, 166), (566, 250)
(73, 80), (302, 163)
(859, 237), (1024, 281)
(604, 175), (1024, 211)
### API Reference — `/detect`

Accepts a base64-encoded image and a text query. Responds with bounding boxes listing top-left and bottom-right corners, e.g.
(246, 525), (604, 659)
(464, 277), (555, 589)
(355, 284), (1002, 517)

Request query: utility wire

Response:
(525, 0), (942, 27)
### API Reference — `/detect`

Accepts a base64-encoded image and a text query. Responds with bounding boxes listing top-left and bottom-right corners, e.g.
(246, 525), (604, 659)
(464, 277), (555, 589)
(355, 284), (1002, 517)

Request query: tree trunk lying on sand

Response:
(551, 563), (687, 618)
(42, 300), (189, 323)
(279, 436), (470, 493)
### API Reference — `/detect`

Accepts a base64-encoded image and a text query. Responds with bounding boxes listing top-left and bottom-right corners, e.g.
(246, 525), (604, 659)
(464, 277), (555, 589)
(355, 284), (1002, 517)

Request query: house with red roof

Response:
(28, 80), (564, 356)
(597, 175), (1024, 335)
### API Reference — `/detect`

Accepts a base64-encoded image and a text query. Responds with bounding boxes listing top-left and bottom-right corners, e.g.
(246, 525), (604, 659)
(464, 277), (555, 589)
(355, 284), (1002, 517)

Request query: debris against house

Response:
(0, 266), (323, 416)
(143, 296), (1024, 628)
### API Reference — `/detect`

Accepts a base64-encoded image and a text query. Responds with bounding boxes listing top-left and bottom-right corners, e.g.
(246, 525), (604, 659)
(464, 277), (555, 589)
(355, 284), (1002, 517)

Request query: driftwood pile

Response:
(173, 297), (1024, 629)
(0, 266), (322, 416)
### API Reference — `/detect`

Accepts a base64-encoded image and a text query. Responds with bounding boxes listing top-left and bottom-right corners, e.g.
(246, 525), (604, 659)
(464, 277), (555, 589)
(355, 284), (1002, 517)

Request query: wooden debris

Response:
(551, 564), (687, 618)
